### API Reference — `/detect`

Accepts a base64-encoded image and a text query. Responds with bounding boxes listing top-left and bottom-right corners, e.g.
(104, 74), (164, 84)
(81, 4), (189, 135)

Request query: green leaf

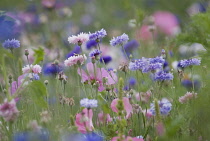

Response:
(24, 80), (47, 108)
(33, 47), (45, 65)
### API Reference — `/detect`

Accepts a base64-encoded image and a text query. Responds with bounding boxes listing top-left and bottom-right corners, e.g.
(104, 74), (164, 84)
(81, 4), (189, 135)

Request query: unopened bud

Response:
(25, 49), (29, 56)
(3, 89), (7, 94)
(54, 59), (59, 65)
(8, 74), (12, 80)
(44, 80), (49, 85)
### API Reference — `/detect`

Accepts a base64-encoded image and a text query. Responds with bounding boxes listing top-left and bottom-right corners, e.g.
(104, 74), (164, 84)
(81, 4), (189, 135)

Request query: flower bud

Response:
(25, 49), (29, 56)
(44, 80), (49, 86)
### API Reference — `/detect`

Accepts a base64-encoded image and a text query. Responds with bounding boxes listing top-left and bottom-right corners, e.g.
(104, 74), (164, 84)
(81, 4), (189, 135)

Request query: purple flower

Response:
(33, 74), (40, 80)
(179, 58), (201, 68)
(80, 98), (98, 108)
(154, 71), (173, 81)
(123, 40), (139, 56)
(128, 77), (136, 86)
(89, 49), (102, 58)
(43, 63), (63, 75)
(129, 58), (148, 71)
(181, 79), (201, 91)
(89, 29), (107, 40)
(143, 63), (163, 73)
(0, 99), (19, 121)
(149, 56), (165, 64)
(150, 98), (172, 115)
(2, 39), (20, 50)
(100, 56), (112, 64)
(66, 45), (81, 58)
(110, 33), (129, 46)
(86, 40), (98, 50)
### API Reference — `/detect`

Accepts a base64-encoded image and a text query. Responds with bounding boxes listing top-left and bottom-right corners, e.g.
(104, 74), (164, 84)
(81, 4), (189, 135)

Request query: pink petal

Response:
(77, 68), (89, 82)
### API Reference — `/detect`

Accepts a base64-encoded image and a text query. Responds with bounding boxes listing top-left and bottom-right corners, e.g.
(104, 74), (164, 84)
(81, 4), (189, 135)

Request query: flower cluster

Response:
(89, 49), (102, 58)
(150, 98), (172, 115)
(179, 58), (201, 68)
(154, 71), (174, 81)
(80, 98), (98, 108)
(22, 64), (42, 74)
(89, 29), (107, 41)
(179, 92), (197, 104)
(64, 54), (87, 67)
(0, 99), (19, 122)
(2, 39), (20, 50)
(68, 32), (89, 45)
(110, 33), (129, 46)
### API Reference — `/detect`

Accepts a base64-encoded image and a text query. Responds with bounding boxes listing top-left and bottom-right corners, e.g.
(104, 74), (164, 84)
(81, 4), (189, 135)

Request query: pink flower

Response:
(111, 97), (133, 118)
(155, 122), (165, 136)
(68, 32), (89, 45)
(64, 54), (87, 67)
(22, 65), (33, 74)
(179, 92), (197, 104)
(32, 64), (42, 74)
(142, 109), (153, 118)
(22, 64), (42, 74)
(111, 136), (144, 141)
(78, 62), (117, 91)
(0, 99), (19, 122)
(98, 112), (112, 124)
(75, 108), (94, 133)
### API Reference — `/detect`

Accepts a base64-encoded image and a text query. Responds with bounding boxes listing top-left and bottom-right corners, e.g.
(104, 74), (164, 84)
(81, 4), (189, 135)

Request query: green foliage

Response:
(175, 11), (210, 47)
(22, 80), (47, 109)
(33, 47), (45, 65)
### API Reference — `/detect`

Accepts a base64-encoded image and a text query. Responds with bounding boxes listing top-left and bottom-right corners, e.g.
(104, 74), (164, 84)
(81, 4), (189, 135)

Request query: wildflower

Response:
(80, 98), (98, 109)
(98, 112), (112, 124)
(123, 40), (139, 56)
(111, 97), (133, 118)
(154, 71), (173, 81)
(75, 108), (94, 133)
(2, 39), (20, 50)
(78, 62), (117, 91)
(179, 92), (197, 104)
(179, 58), (201, 68)
(110, 33), (129, 46)
(0, 99), (19, 122)
(68, 32), (89, 45)
(149, 56), (165, 64)
(135, 91), (151, 103)
(89, 29), (107, 41)
(100, 56), (112, 64)
(128, 77), (136, 86)
(86, 40), (98, 49)
(43, 63), (63, 75)
(149, 98), (172, 116)
(33, 74), (40, 80)
(181, 79), (201, 91)
(89, 49), (102, 58)
(66, 45), (81, 58)
(64, 54), (86, 67)
(22, 64), (42, 74)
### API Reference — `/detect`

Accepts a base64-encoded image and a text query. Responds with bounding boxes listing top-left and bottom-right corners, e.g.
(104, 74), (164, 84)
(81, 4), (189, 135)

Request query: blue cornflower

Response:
(150, 98), (172, 115)
(143, 63), (163, 73)
(89, 49), (102, 58)
(181, 79), (201, 91)
(129, 58), (148, 71)
(179, 58), (201, 68)
(128, 77), (136, 86)
(33, 74), (40, 80)
(110, 33), (129, 46)
(80, 98), (98, 108)
(149, 56), (165, 64)
(2, 39), (20, 50)
(89, 29), (107, 41)
(43, 63), (63, 75)
(154, 71), (173, 81)
(66, 45), (81, 58)
(123, 40), (139, 56)
(100, 56), (112, 64)
(86, 40), (98, 50)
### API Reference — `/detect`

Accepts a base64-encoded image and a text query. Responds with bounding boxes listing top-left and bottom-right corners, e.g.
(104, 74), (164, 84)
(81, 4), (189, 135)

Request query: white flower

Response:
(64, 54), (87, 67)
(68, 32), (89, 45)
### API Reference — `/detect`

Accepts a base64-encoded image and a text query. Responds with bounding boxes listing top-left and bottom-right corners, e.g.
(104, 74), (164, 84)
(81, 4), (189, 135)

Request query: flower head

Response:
(89, 49), (102, 58)
(154, 71), (173, 81)
(89, 28), (107, 41)
(150, 98), (172, 115)
(179, 58), (201, 68)
(22, 64), (42, 74)
(2, 39), (20, 50)
(110, 33), (129, 46)
(68, 32), (89, 45)
(66, 45), (81, 58)
(64, 54), (87, 67)
(100, 56), (112, 64)
(179, 92), (197, 104)
(80, 98), (98, 108)
(0, 99), (19, 121)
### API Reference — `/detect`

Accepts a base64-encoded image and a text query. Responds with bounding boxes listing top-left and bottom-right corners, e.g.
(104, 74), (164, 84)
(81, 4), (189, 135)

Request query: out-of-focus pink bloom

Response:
(0, 99), (19, 122)
(22, 64), (42, 74)
(78, 62), (117, 91)
(111, 136), (144, 141)
(42, 0), (56, 9)
(136, 11), (180, 41)
(64, 54), (87, 67)
(98, 112), (112, 124)
(111, 97), (133, 118)
(11, 75), (25, 102)
(68, 32), (89, 45)
(135, 91), (151, 103)
(75, 108), (94, 133)
(179, 92), (197, 104)
(32, 64), (42, 74)
(155, 122), (165, 136)
(142, 109), (153, 118)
